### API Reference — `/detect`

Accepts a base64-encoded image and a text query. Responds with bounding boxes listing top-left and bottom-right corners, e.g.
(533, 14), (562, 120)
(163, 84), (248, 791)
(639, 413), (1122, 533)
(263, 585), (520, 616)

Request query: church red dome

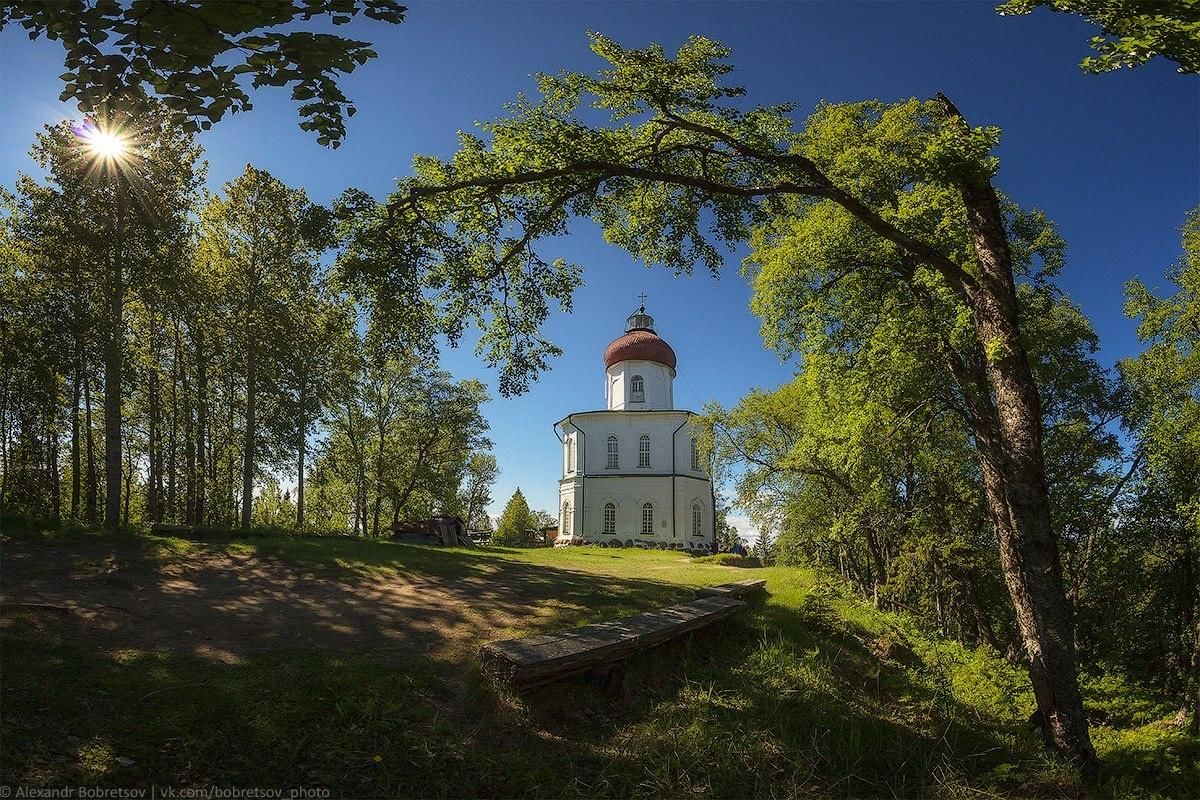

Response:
(604, 329), (677, 371)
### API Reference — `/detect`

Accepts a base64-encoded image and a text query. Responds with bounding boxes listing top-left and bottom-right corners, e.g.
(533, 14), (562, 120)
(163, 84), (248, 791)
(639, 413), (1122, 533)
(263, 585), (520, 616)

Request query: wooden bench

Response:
(480, 595), (745, 688)
(695, 579), (767, 599)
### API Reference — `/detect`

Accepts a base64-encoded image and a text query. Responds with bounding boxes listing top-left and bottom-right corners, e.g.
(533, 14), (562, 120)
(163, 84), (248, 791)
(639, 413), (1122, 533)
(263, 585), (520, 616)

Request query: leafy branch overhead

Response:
(365, 34), (1006, 394)
(0, 0), (406, 146)
(997, 0), (1200, 74)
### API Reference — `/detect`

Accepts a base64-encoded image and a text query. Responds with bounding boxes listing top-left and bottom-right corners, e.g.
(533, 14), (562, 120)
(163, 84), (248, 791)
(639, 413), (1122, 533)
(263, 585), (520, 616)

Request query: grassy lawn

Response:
(2, 523), (1195, 798)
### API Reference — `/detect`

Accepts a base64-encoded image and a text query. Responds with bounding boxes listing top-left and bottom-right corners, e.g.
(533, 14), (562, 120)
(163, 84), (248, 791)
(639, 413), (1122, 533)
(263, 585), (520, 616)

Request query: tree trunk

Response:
(297, 378), (306, 530)
(103, 180), (124, 531)
(122, 445), (132, 526)
(297, 427), (306, 531)
(167, 324), (179, 522)
(84, 373), (97, 524)
(195, 331), (207, 526)
(954, 169), (1097, 774)
(48, 414), (60, 520)
(241, 347), (256, 529)
(147, 332), (161, 523)
(70, 355), (82, 518)
(0, 381), (8, 517)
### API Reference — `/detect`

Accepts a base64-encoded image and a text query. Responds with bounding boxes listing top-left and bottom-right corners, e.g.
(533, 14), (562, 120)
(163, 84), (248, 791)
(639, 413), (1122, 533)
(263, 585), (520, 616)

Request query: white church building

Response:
(554, 304), (715, 549)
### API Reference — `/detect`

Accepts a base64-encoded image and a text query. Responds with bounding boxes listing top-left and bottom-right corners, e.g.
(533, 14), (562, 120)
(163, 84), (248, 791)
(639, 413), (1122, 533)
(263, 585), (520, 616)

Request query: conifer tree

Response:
(494, 488), (533, 547)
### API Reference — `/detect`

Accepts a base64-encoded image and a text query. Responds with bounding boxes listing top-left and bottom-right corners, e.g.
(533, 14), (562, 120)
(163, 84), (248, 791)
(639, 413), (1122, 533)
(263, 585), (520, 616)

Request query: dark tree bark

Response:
(167, 324), (180, 522)
(297, 390), (306, 530)
(84, 372), (97, 524)
(122, 444), (132, 526)
(939, 95), (1095, 772)
(147, 326), (162, 523)
(70, 355), (81, 518)
(48, 413), (60, 520)
(103, 179), (124, 531)
(241, 334), (256, 529)
(194, 330), (207, 526)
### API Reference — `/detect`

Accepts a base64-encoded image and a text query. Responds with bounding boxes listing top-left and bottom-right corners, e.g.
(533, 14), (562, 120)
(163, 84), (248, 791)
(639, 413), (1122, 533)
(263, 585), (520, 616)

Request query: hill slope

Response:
(1, 525), (1194, 797)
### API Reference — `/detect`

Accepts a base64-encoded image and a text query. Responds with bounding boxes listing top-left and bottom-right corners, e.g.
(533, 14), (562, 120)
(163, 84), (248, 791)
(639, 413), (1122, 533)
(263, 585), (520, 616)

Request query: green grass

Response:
(2, 522), (1196, 798)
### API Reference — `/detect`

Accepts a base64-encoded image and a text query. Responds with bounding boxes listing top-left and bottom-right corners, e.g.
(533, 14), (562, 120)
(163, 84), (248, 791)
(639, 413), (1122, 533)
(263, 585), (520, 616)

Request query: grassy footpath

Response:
(2, 524), (1195, 798)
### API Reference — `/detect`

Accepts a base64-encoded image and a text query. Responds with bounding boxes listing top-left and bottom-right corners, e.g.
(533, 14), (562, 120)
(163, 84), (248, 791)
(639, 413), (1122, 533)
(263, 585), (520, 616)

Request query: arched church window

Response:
(638, 434), (651, 468)
(562, 501), (572, 536)
(606, 435), (619, 469)
(630, 374), (644, 403)
(603, 503), (616, 535)
(692, 504), (703, 537)
(641, 502), (654, 536)
(691, 437), (700, 471)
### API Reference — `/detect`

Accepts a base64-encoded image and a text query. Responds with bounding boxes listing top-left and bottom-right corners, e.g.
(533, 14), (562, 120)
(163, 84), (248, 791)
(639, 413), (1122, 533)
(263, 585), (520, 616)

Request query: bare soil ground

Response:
(0, 537), (570, 665)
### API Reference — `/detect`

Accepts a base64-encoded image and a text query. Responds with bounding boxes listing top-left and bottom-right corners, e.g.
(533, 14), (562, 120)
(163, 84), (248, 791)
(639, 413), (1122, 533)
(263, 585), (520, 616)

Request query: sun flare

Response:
(85, 129), (128, 159)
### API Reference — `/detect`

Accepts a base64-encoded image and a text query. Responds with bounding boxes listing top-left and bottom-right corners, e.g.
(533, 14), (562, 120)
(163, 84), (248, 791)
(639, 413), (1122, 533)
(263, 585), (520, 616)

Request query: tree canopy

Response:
(0, 0), (407, 146)
(997, 0), (1200, 74)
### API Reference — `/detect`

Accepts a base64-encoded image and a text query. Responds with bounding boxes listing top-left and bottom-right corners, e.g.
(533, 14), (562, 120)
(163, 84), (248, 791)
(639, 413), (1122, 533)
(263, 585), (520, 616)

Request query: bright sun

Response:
(85, 129), (128, 159)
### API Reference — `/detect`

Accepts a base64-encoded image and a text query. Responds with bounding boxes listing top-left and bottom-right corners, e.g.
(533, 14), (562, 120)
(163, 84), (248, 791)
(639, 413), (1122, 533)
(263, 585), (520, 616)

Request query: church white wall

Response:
(558, 475), (712, 546)
(606, 360), (675, 411)
(557, 410), (713, 547)
(560, 413), (707, 478)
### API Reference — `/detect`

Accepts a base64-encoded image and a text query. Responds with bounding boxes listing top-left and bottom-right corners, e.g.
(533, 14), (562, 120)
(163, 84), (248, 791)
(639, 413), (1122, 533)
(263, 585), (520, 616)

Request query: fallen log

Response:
(480, 595), (745, 688)
(695, 579), (767, 599)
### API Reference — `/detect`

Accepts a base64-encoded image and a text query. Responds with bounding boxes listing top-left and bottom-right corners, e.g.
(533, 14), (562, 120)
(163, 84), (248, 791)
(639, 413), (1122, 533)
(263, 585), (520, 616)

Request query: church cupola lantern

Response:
(602, 301), (676, 410)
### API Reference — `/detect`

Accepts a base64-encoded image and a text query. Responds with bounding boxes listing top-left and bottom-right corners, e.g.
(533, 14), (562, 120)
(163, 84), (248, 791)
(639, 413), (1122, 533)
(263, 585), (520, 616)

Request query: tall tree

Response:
(1, 0), (407, 146)
(197, 166), (330, 529)
(459, 452), (499, 532)
(357, 35), (1098, 770)
(1120, 208), (1200, 731)
(12, 109), (201, 530)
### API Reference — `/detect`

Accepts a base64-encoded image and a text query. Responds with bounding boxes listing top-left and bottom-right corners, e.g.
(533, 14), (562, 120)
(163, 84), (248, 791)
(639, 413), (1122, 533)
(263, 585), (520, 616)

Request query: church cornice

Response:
(555, 409), (696, 428)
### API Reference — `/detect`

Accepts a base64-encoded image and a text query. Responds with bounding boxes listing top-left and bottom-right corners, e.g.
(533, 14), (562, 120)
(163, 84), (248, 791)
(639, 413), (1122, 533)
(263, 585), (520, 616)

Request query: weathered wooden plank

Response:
(481, 595), (745, 688)
(696, 579), (767, 599)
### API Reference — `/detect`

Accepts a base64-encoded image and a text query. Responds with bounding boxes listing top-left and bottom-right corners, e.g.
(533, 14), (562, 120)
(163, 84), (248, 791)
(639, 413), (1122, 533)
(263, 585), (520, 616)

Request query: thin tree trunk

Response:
(167, 324), (179, 522)
(0, 382), (9, 517)
(195, 331), (207, 525)
(84, 373), (97, 524)
(242, 349), (256, 529)
(122, 445), (132, 526)
(48, 413), (60, 520)
(71, 354), (81, 518)
(103, 178), (124, 531)
(297, 391), (306, 530)
(147, 327), (161, 523)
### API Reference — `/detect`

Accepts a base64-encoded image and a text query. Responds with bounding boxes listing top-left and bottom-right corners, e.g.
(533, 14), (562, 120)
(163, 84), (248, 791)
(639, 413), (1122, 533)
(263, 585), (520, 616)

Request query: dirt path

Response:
(0, 538), (539, 664)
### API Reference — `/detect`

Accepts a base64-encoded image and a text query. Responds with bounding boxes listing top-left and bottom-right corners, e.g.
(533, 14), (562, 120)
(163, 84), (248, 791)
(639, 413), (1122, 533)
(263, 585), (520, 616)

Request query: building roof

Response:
(602, 305), (677, 370)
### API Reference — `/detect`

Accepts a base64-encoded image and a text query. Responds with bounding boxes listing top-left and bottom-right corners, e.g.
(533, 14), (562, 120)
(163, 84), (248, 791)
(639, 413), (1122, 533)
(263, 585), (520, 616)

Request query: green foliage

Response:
(1, 119), (492, 537)
(0, 0), (407, 145)
(1086, 208), (1200, 713)
(698, 111), (1123, 652)
(493, 487), (533, 546)
(997, 0), (1200, 74)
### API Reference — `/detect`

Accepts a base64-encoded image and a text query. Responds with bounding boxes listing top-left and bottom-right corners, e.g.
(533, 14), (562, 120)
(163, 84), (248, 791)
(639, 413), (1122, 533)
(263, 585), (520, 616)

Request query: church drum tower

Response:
(554, 305), (715, 549)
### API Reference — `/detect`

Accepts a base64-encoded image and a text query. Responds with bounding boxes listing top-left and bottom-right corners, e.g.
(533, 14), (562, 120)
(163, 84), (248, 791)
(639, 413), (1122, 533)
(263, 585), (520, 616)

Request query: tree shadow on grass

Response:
(1, 536), (694, 667)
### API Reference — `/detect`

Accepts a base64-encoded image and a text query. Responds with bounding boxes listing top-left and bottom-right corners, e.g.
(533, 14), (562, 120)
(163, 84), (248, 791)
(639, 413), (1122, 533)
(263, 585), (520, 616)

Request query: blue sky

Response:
(2, 2), (1196, 533)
